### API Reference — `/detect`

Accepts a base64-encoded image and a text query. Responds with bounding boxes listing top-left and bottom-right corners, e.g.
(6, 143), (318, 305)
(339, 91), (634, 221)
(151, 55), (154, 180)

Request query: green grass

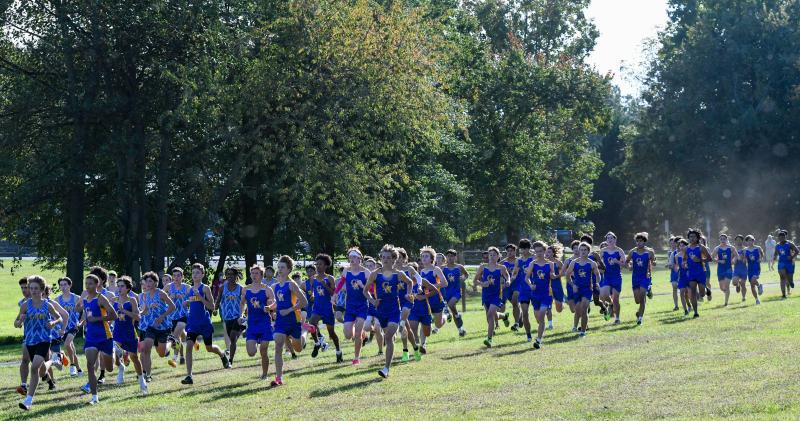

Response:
(1, 262), (799, 419)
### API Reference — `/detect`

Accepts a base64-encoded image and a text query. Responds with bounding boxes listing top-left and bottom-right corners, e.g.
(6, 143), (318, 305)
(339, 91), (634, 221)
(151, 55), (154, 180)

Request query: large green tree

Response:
(620, 0), (800, 236)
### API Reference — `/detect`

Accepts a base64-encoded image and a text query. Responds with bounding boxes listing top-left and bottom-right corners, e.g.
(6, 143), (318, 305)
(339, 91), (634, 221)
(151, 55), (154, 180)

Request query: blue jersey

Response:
(572, 261), (593, 289)
(219, 283), (243, 321)
(23, 299), (52, 345)
(245, 288), (271, 327)
(139, 290), (171, 331)
(56, 294), (80, 331)
(746, 248), (761, 272)
(113, 300), (137, 343)
(375, 272), (401, 313)
(47, 299), (63, 341)
(274, 281), (302, 323)
(311, 276), (334, 314)
(421, 269), (444, 307)
(167, 283), (190, 320)
(502, 260), (517, 285)
(481, 267), (503, 300)
(83, 297), (113, 343)
(630, 250), (651, 279)
(530, 262), (552, 298)
(717, 248), (733, 270)
(441, 266), (462, 298)
(302, 279), (313, 311)
(602, 250), (624, 281)
(344, 271), (368, 309)
(186, 286), (213, 331)
(686, 245), (705, 279)
(516, 256), (534, 287)
(776, 243), (793, 264)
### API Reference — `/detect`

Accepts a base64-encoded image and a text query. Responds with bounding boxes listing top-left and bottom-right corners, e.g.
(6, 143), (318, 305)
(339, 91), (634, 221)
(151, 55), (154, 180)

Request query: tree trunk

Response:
(153, 130), (171, 274)
(214, 227), (233, 281)
(505, 225), (520, 246)
(168, 144), (253, 272)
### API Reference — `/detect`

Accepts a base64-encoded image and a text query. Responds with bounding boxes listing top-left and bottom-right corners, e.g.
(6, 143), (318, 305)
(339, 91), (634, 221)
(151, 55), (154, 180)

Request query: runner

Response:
(442, 249), (469, 337)
(474, 247), (511, 347)
(774, 230), (798, 298)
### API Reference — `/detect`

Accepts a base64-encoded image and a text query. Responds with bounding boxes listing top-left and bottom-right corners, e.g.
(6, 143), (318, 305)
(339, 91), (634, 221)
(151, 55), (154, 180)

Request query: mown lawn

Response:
(1, 261), (798, 419)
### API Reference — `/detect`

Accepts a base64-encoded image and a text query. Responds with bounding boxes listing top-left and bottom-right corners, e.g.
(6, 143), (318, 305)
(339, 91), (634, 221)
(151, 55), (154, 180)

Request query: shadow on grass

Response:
(657, 315), (692, 325)
(308, 377), (382, 398)
(5, 400), (87, 420)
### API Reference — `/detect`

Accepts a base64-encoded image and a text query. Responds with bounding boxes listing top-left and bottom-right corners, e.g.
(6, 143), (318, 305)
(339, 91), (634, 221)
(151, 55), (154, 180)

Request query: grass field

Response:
(1, 260), (799, 419)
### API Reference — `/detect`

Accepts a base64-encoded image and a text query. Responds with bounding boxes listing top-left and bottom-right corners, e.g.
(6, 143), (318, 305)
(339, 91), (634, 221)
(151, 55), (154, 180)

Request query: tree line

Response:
(3, 0), (798, 290)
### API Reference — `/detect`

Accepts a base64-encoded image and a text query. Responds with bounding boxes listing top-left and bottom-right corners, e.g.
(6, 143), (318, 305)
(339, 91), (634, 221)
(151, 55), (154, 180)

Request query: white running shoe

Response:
(139, 376), (148, 395)
(69, 366), (78, 377)
(116, 364), (125, 385)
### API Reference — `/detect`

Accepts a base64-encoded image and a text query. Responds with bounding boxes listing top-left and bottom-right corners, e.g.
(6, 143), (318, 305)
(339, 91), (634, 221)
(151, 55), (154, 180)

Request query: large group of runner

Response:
(12, 228), (798, 410)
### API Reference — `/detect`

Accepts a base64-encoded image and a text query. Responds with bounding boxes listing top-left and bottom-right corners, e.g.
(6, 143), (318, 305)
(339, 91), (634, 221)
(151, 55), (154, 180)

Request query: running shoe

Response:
(483, 338), (492, 348)
(181, 375), (193, 385)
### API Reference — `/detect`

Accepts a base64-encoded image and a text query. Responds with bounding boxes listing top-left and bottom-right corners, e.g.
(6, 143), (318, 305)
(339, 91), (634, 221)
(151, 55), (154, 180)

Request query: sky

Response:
(585, 0), (669, 96)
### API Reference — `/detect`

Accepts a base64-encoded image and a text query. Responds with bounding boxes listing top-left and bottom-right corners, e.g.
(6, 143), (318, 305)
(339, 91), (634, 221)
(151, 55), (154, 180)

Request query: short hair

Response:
(481, 251), (489, 256)
(735, 234), (744, 241)
(745, 235), (755, 241)
(265, 265), (275, 273)
(162, 273), (173, 284)
(27, 275), (45, 289)
(315, 253), (333, 267)
(605, 232), (617, 240)
(84, 274), (101, 286)
(519, 238), (532, 249)
(396, 248), (408, 259)
(172, 267), (184, 275)
(580, 234), (594, 245)
(505, 243), (517, 251)
(718, 233), (728, 240)
(380, 244), (399, 260)
(678, 238), (689, 246)
(58, 277), (72, 286)
(409, 262), (419, 271)
(578, 242), (592, 253)
(89, 266), (108, 284)
(347, 247), (363, 258)
(487, 246), (500, 255)
(445, 249), (457, 256)
(668, 236), (677, 243)
(191, 263), (206, 273)
(291, 273), (301, 279)
(250, 264), (265, 275)
(635, 232), (649, 242)
(108, 270), (118, 278)
(141, 271), (159, 284)
(419, 246), (436, 260)
(118, 276), (133, 290)
(532, 240), (547, 250)
(18, 277), (28, 286)
(779, 230), (788, 237)
(365, 256), (376, 264)
(686, 228), (701, 240)
(570, 240), (580, 248)
(305, 264), (315, 272)
(278, 255), (295, 270)
(599, 242), (608, 249)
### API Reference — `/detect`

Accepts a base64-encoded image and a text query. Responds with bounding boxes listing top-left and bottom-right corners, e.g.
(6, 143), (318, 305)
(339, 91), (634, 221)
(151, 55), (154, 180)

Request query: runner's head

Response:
(315, 253), (332, 274)
(58, 277), (72, 294)
(518, 239), (532, 254)
(380, 244), (399, 267)
(546, 244), (562, 260)
(745, 235), (755, 247)
(19, 276), (29, 298)
(278, 255), (294, 277)
(89, 266), (108, 287)
(505, 243), (518, 259)
(161, 273), (173, 286)
(778, 230), (788, 241)
(347, 247), (363, 266)
(435, 253), (445, 267)
(532, 241), (547, 258)
(250, 264), (265, 283)
(718, 233), (729, 245)
(445, 249), (457, 265)
(578, 242), (591, 258)
(84, 274), (100, 294)
(635, 232), (648, 248)
(605, 232), (617, 247)
(419, 246), (436, 266)
(191, 263), (205, 283)
(141, 272), (159, 291)
(171, 267), (184, 283)
(487, 246), (501, 263)
(686, 228), (701, 244)
(117, 276), (133, 295)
